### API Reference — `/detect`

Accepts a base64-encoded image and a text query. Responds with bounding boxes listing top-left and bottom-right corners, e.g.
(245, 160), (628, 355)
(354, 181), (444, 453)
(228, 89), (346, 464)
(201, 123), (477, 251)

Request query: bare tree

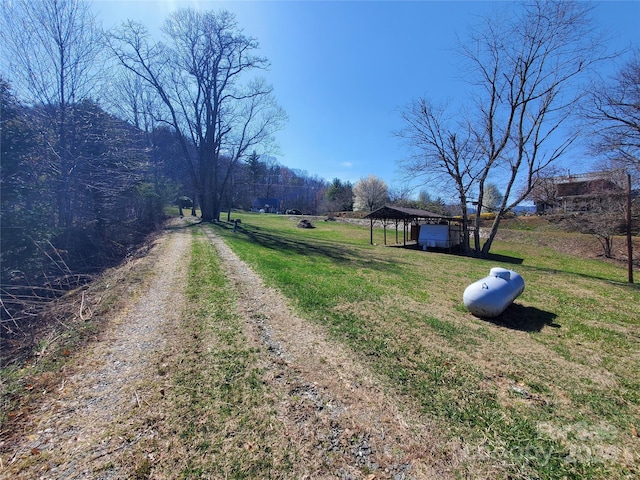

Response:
(106, 9), (286, 222)
(102, 69), (160, 134)
(353, 174), (389, 212)
(467, 0), (610, 257)
(399, 0), (606, 257)
(584, 51), (640, 181)
(530, 169), (634, 259)
(398, 100), (482, 253)
(560, 178), (629, 259)
(1, 0), (105, 229)
(0, 0), (103, 105)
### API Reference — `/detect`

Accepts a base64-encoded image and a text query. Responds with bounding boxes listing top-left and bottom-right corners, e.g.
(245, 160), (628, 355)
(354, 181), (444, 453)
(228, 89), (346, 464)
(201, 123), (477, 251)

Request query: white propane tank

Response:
(463, 267), (525, 318)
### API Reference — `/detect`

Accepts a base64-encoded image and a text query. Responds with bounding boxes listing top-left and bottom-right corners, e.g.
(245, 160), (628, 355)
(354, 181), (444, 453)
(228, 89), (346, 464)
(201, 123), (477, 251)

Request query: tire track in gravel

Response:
(3, 221), (462, 479)
(202, 226), (460, 479)
(2, 224), (190, 479)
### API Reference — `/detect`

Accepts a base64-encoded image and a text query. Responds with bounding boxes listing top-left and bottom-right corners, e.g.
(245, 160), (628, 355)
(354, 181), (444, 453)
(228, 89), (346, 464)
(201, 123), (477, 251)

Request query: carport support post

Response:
(370, 218), (374, 245)
(404, 219), (407, 246)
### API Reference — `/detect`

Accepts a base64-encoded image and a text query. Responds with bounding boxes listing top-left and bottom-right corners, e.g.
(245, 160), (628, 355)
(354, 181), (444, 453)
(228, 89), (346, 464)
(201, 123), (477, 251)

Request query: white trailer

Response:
(417, 224), (462, 250)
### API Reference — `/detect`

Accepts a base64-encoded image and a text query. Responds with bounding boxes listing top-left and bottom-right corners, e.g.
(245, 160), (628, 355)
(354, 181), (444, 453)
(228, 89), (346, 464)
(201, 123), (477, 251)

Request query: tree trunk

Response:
(597, 235), (613, 259)
(191, 192), (197, 217)
(201, 197), (216, 222)
(460, 204), (471, 254)
(199, 155), (217, 222)
(481, 213), (504, 258)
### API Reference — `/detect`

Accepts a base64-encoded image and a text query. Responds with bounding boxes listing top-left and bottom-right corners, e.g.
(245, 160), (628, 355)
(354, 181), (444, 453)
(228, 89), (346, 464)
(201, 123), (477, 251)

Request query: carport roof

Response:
(363, 205), (451, 221)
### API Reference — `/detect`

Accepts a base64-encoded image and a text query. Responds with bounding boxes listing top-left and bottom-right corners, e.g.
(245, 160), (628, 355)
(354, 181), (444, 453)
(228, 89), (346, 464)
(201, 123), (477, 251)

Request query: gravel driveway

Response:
(1, 220), (458, 479)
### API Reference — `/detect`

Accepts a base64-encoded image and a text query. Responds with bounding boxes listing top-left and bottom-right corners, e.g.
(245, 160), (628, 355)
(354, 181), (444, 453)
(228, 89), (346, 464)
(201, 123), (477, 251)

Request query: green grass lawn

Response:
(209, 212), (639, 479)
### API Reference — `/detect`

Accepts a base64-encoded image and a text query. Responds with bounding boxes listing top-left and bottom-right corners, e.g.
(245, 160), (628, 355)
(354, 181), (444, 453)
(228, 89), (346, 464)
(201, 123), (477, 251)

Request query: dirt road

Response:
(1, 221), (460, 479)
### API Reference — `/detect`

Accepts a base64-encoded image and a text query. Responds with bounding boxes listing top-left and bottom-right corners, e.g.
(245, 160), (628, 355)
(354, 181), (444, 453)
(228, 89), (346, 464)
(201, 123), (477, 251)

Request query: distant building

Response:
(535, 170), (627, 214)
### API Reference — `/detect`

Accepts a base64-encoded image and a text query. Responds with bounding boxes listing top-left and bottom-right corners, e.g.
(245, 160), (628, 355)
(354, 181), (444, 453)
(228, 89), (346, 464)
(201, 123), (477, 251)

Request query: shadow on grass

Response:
(209, 219), (638, 287)
(519, 264), (640, 289)
(481, 303), (560, 332)
(400, 242), (639, 286)
(210, 221), (372, 266)
(397, 242), (525, 265)
(485, 253), (525, 265)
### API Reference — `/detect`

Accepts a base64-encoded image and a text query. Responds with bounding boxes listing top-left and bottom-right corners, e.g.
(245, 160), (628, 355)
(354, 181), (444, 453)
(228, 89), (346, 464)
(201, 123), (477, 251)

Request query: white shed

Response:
(417, 224), (462, 249)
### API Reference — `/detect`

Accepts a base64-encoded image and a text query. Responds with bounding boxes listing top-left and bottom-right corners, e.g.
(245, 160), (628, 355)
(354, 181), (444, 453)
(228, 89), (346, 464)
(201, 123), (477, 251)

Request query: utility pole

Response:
(627, 173), (634, 284)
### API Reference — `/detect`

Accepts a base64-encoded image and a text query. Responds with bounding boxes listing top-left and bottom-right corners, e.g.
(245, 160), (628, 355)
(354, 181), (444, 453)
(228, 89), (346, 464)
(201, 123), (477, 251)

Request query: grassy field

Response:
(211, 212), (639, 479)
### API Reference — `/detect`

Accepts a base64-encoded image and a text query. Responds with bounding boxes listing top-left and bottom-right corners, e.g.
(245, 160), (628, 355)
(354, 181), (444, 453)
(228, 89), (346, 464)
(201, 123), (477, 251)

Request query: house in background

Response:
(535, 170), (627, 214)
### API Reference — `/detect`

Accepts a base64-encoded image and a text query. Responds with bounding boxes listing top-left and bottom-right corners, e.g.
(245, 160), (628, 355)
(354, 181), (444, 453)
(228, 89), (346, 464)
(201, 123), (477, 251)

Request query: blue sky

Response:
(93, 0), (640, 195)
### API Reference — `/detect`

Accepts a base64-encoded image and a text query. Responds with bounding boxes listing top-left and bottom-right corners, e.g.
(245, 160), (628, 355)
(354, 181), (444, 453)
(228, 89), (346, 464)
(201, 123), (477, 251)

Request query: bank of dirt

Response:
(1, 219), (464, 478)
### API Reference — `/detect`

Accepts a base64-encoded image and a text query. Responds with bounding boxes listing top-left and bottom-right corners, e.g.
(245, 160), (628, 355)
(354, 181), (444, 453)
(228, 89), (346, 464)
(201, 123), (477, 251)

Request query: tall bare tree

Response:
(0, 0), (103, 106)
(107, 9), (286, 222)
(398, 100), (481, 252)
(1, 0), (105, 229)
(103, 69), (160, 135)
(399, 0), (606, 257)
(584, 51), (640, 181)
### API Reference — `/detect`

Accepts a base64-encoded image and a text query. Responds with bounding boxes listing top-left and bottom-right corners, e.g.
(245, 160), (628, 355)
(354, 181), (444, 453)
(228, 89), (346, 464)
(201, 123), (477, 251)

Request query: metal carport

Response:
(363, 205), (463, 248)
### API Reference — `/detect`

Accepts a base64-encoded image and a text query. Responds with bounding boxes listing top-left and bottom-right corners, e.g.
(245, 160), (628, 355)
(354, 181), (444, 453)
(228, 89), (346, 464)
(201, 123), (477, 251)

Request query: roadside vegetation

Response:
(213, 212), (639, 479)
(0, 237), (160, 436)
